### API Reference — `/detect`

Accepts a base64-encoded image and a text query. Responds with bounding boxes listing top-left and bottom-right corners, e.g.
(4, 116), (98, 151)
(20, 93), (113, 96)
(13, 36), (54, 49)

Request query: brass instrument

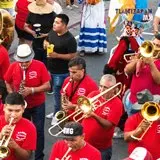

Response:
(124, 40), (160, 63)
(19, 67), (26, 95)
(0, 9), (14, 49)
(131, 101), (160, 141)
(123, 53), (136, 63)
(61, 147), (72, 160)
(48, 82), (122, 137)
(0, 118), (15, 158)
(73, 82), (123, 122)
(54, 79), (72, 128)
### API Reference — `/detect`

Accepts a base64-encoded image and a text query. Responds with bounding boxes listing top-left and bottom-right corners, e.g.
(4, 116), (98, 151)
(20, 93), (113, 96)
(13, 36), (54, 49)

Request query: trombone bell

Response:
(141, 101), (160, 122)
(77, 96), (92, 113)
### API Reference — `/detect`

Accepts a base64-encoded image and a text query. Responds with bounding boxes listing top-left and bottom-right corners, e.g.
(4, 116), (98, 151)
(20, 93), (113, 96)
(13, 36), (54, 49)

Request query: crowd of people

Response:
(0, 0), (160, 160)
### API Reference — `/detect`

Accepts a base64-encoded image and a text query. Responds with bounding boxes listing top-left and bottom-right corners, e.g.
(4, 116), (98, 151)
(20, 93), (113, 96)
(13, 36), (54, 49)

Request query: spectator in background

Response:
(153, 4), (160, 35)
(44, 14), (77, 124)
(77, 0), (107, 56)
(24, 0), (56, 66)
(47, 0), (63, 14)
(66, 0), (79, 10)
(15, 0), (34, 46)
(0, 0), (15, 17)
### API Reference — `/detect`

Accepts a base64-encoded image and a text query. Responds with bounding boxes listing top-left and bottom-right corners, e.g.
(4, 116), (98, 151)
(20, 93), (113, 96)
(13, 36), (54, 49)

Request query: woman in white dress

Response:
(77, 0), (107, 55)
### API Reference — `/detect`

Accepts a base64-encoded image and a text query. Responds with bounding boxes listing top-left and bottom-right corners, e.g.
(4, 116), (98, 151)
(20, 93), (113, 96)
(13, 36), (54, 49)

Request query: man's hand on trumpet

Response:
(8, 138), (19, 149)
(142, 57), (154, 66)
(0, 125), (13, 138)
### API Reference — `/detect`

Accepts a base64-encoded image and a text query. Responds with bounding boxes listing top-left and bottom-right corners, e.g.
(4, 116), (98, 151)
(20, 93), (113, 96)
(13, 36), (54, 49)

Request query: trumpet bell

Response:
(141, 102), (160, 122)
(0, 146), (10, 158)
(140, 41), (154, 58)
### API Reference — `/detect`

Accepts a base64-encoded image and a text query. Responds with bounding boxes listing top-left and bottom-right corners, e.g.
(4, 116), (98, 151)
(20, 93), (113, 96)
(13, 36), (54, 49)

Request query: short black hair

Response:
(5, 92), (25, 106)
(155, 33), (160, 40)
(68, 57), (86, 70)
(56, 14), (69, 25)
(0, 80), (8, 104)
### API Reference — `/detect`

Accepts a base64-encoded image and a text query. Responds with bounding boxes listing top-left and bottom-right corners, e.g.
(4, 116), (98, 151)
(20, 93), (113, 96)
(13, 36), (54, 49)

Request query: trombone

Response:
(0, 117), (15, 158)
(73, 82), (123, 122)
(123, 40), (160, 63)
(131, 101), (160, 141)
(48, 82), (122, 137)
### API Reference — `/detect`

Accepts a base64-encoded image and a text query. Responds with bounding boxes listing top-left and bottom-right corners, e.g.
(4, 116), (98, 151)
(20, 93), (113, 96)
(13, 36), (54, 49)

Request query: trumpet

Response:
(131, 101), (160, 141)
(48, 82), (122, 137)
(0, 117), (15, 158)
(61, 147), (72, 160)
(124, 40), (160, 63)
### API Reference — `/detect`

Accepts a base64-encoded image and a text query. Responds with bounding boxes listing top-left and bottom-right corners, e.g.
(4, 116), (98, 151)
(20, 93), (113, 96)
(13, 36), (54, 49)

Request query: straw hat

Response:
(28, 0), (53, 14)
(14, 44), (34, 62)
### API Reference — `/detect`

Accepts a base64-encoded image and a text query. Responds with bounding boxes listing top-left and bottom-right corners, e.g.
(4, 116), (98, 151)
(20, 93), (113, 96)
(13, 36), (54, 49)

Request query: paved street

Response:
(8, 0), (159, 159)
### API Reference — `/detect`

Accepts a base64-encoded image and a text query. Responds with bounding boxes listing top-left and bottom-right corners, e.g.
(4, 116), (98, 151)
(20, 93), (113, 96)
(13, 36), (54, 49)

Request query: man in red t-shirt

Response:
(55, 57), (98, 124)
(124, 34), (160, 116)
(0, 92), (37, 160)
(82, 74), (123, 160)
(123, 147), (153, 160)
(4, 44), (51, 160)
(0, 45), (10, 80)
(124, 90), (160, 160)
(49, 121), (101, 160)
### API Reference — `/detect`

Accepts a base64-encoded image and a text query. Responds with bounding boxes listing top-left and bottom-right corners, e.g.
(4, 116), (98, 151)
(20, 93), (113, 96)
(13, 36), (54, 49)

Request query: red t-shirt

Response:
(0, 45), (10, 80)
(49, 140), (101, 160)
(61, 75), (98, 120)
(124, 113), (160, 160)
(4, 60), (51, 108)
(82, 90), (123, 150)
(0, 116), (37, 160)
(15, 0), (31, 30)
(130, 60), (160, 103)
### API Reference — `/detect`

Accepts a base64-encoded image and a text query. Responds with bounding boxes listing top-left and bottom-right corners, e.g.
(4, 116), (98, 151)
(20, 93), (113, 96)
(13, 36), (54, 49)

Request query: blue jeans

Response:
(100, 147), (112, 160)
(51, 73), (69, 114)
(32, 46), (47, 67)
(23, 103), (45, 160)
